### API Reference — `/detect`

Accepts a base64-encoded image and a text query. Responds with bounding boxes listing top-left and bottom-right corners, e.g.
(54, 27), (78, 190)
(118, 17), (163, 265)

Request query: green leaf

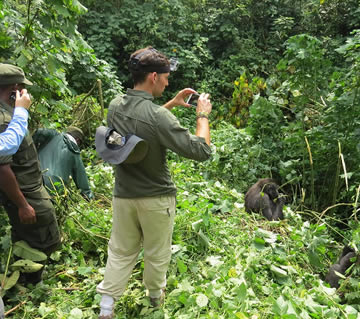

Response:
(77, 266), (92, 276)
(69, 308), (83, 319)
(308, 250), (322, 267)
(235, 283), (247, 303)
(177, 259), (187, 274)
(72, 0), (87, 14)
(198, 229), (210, 247)
(178, 292), (189, 305)
(344, 305), (358, 319)
(16, 54), (28, 68)
(0, 270), (20, 290)
(38, 303), (54, 316)
(13, 240), (48, 262)
(178, 279), (194, 293)
(53, 4), (71, 17)
(270, 265), (288, 278)
(254, 237), (266, 248)
(205, 256), (223, 267)
(273, 295), (288, 315)
(11, 259), (43, 273)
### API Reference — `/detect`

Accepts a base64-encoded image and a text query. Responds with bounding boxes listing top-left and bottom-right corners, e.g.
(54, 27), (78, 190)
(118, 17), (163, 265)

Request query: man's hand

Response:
(15, 89), (31, 110)
(163, 88), (196, 110)
(196, 93), (212, 114)
(0, 165), (36, 224)
(174, 88), (197, 107)
(18, 204), (36, 224)
(195, 93), (212, 146)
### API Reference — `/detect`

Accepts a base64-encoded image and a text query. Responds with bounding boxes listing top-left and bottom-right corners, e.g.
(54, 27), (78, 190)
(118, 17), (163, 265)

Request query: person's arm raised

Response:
(195, 93), (212, 146)
(163, 88), (196, 110)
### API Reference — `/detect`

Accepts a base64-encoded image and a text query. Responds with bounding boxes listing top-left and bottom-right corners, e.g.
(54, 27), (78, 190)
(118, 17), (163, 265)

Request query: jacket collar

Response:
(126, 88), (154, 101)
(0, 100), (14, 115)
(63, 134), (80, 154)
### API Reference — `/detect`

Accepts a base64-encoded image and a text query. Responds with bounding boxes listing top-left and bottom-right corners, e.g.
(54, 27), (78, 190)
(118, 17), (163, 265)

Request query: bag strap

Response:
(108, 97), (141, 135)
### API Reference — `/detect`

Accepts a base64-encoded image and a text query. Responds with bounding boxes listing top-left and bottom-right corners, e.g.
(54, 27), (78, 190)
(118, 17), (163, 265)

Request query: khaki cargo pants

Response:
(97, 195), (176, 299)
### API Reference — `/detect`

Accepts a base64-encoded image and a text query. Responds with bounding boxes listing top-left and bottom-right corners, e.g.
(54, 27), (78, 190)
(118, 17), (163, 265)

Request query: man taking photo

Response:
(0, 64), (61, 285)
(96, 47), (212, 319)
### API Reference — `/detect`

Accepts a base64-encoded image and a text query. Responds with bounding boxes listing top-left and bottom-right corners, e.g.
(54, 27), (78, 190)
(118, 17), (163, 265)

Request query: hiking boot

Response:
(18, 268), (44, 286)
(98, 294), (115, 319)
(98, 304), (114, 319)
(149, 289), (165, 308)
(24, 269), (44, 284)
(98, 313), (114, 319)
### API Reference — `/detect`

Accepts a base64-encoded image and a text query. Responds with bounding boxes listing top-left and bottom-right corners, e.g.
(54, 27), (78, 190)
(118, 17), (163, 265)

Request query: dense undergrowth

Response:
(1, 131), (359, 318)
(1, 0), (360, 318)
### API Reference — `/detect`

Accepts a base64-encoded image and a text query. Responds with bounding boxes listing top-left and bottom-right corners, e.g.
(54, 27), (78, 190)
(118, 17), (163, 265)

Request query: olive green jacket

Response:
(108, 89), (211, 198)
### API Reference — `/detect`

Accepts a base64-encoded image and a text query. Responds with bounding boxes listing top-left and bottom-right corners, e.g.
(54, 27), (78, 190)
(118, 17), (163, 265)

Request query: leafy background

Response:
(1, 0), (360, 318)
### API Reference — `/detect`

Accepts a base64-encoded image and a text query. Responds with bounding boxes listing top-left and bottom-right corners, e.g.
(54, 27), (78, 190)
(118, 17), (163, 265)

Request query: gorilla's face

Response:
(264, 184), (279, 200)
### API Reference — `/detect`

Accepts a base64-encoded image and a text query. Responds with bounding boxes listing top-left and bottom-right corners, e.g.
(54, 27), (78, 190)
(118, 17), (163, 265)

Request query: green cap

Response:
(0, 63), (33, 86)
(66, 126), (84, 144)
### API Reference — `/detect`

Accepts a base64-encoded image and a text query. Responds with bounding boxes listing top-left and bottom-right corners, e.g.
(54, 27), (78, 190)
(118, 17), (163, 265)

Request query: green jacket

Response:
(33, 129), (94, 200)
(108, 89), (212, 198)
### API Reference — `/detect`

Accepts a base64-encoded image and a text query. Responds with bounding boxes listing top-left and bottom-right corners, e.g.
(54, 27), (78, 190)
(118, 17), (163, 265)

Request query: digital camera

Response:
(186, 93), (200, 107)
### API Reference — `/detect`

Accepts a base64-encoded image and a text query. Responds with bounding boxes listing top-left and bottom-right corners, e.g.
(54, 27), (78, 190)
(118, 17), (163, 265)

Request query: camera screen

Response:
(187, 93), (199, 107)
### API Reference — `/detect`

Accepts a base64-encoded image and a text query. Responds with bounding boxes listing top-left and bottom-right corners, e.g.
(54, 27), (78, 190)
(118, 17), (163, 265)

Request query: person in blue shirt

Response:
(0, 89), (31, 156)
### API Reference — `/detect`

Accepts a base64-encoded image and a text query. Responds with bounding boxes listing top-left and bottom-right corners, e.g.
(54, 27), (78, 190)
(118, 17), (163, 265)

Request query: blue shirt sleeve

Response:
(0, 107), (29, 156)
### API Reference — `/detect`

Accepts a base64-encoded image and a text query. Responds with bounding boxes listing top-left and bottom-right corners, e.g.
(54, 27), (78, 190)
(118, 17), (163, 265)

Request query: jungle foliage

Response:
(77, 0), (360, 212)
(1, 0), (360, 318)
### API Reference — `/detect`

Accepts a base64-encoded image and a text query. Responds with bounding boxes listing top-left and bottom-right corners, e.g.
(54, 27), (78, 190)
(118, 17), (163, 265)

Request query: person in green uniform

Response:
(96, 47), (212, 319)
(0, 63), (61, 284)
(33, 126), (94, 200)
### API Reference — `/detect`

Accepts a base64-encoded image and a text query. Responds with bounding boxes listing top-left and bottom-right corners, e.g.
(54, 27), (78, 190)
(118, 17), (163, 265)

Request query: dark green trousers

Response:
(3, 186), (61, 254)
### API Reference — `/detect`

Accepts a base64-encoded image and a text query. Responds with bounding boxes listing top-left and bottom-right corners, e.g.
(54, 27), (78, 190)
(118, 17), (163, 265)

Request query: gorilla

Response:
(245, 178), (285, 221)
(325, 246), (357, 288)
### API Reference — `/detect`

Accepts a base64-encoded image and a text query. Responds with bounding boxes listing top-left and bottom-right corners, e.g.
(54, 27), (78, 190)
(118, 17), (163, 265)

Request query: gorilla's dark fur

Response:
(325, 246), (357, 288)
(245, 178), (284, 221)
